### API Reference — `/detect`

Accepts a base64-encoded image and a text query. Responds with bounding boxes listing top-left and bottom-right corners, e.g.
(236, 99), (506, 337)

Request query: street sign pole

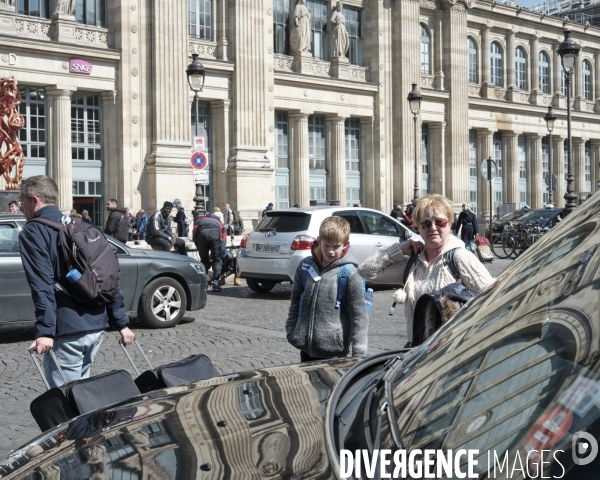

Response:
(488, 156), (493, 245)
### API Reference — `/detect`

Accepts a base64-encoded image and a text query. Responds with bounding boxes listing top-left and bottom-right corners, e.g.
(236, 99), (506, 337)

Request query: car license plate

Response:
(255, 244), (279, 253)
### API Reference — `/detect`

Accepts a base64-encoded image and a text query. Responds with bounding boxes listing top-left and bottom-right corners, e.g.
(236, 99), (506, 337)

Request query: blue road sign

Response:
(190, 151), (208, 170)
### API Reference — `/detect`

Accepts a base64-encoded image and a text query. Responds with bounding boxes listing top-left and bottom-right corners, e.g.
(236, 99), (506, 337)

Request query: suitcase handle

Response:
(118, 338), (154, 375)
(28, 347), (68, 389)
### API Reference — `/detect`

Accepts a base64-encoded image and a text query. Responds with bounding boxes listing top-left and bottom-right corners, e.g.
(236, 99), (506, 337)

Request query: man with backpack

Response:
(18, 176), (135, 388)
(104, 199), (129, 243)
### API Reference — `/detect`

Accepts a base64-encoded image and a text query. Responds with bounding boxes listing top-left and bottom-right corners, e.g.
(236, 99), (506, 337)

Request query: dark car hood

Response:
(0, 358), (362, 479)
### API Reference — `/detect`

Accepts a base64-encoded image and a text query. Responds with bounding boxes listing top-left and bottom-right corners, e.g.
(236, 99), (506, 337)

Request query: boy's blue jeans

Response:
(43, 331), (104, 388)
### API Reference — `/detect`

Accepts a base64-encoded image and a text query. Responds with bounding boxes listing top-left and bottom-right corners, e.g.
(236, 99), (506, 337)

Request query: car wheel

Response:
(138, 277), (187, 328)
(246, 278), (277, 293)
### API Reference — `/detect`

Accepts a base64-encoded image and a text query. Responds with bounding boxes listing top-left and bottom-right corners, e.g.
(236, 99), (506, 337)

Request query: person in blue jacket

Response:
(19, 176), (135, 388)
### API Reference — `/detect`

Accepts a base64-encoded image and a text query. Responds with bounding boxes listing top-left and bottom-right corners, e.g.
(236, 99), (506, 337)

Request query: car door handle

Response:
(375, 242), (383, 247)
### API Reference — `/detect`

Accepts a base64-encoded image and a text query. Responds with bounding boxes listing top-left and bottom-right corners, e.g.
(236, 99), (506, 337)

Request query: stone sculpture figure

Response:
(331, 1), (349, 58)
(0, 77), (25, 190)
(290, 0), (312, 53)
(0, 0), (16, 6)
(53, 0), (76, 15)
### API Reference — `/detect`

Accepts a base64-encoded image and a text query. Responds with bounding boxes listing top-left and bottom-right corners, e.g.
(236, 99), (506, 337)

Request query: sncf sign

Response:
(69, 58), (93, 75)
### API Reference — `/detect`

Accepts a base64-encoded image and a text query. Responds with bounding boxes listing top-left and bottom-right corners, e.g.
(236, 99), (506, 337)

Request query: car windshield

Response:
(518, 209), (561, 222)
(497, 210), (528, 222)
(390, 195), (600, 476)
(255, 212), (311, 233)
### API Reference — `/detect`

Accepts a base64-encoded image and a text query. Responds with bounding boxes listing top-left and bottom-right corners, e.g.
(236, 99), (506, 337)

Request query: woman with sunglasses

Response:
(358, 194), (492, 346)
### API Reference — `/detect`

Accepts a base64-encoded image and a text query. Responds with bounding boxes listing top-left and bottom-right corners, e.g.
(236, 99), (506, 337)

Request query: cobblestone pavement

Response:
(0, 257), (511, 459)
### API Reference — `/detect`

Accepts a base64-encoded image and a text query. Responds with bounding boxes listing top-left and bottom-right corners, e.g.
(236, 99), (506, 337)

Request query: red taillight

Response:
(291, 235), (316, 251)
(240, 234), (249, 249)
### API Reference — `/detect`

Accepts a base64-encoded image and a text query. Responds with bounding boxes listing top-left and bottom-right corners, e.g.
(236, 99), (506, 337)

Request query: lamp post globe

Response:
(407, 82), (422, 205)
(557, 28), (580, 215)
(544, 106), (557, 207)
(186, 53), (206, 93)
(187, 53), (207, 221)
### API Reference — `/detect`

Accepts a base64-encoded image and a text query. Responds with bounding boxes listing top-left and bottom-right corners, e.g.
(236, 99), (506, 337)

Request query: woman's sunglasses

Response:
(419, 218), (449, 229)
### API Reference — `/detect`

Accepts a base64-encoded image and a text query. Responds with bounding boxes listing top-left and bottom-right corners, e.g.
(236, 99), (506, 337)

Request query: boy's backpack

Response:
(300, 257), (371, 314)
(232, 210), (240, 224)
(30, 218), (121, 308)
(115, 214), (130, 243)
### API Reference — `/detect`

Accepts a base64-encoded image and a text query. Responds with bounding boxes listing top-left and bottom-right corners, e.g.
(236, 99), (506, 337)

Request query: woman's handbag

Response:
(475, 236), (493, 262)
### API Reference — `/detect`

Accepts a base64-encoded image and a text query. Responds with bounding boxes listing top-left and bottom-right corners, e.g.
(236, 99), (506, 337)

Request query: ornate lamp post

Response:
(186, 53), (206, 221)
(407, 82), (422, 206)
(544, 106), (557, 207)
(557, 28), (580, 216)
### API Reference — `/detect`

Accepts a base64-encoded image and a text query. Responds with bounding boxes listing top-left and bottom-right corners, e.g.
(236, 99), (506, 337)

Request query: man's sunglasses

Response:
(419, 218), (449, 229)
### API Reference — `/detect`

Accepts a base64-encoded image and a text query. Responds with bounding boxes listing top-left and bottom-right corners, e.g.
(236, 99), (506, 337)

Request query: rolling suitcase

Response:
(29, 346), (141, 432)
(120, 339), (220, 394)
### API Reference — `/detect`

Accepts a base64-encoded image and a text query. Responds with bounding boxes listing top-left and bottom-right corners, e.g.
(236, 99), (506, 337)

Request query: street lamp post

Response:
(186, 53), (206, 221)
(407, 82), (423, 206)
(544, 106), (557, 207)
(557, 28), (580, 216)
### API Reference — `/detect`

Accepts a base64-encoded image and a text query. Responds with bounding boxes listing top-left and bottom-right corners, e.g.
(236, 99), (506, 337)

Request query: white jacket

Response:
(357, 236), (493, 341)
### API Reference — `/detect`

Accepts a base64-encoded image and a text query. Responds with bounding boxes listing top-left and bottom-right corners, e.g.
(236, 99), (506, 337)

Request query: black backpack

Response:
(30, 218), (121, 307)
(115, 214), (130, 243)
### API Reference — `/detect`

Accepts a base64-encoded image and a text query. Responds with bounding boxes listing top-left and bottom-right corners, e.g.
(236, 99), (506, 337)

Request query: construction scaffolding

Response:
(527, 0), (600, 26)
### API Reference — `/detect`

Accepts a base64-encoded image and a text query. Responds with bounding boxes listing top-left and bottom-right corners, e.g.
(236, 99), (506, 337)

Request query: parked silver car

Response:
(236, 206), (420, 293)
(0, 214), (207, 330)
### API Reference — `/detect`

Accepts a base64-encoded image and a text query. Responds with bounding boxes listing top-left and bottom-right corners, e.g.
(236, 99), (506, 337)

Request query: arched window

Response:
(468, 37), (478, 83)
(491, 42), (503, 87)
(515, 47), (527, 90)
(583, 59), (592, 100)
(561, 69), (568, 96)
(539, 51), (550, 94)
(420, 24), (431, 75)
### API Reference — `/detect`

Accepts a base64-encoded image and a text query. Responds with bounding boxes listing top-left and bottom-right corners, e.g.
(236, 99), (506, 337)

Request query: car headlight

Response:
(189, 263), (205, 275)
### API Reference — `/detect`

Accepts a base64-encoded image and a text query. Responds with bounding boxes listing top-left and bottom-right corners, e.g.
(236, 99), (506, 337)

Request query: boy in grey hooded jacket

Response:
(286, 216), (369, 362)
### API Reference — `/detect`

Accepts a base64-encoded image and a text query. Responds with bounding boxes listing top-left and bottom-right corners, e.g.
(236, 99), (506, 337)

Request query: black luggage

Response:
(120, 340), (220, 394)
(29, 347), (141, 432)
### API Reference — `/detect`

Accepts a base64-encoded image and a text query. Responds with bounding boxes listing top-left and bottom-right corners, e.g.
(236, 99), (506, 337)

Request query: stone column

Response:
(45, 87), (74, 214)
(481, 25), (495, 99)
(552, 40), (566, 108)
(530, 35), (544, 106)
(573, 138), (586, 193)
(325, 115), (347, 207)
(443, 0), (471, 207)
(360, 117), (375, 208)
(434, 11), (445, 90)
(146, 0), (191, 209)
(476, 129), (493, 220)
(552, 135), (565, 207)
(573, 59), (584, 110)
(503, 132), (519, 206)
(228, 0), (272, 218)
(216, 0), (229, 60)
(100, 91), (122, 206)
(506, 29), (517, 101)
(289, 112), (310, 208)
(595, 51), (600, 113)
(428, 122), (446, 195)
(391, 0), (420, 204)
(210, 99), (231, 210)
(590, 139), (600, 193)
(526, 133), (542, 209)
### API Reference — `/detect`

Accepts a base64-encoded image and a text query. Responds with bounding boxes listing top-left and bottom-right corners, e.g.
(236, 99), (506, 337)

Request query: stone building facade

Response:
(1, 0), (599, 225)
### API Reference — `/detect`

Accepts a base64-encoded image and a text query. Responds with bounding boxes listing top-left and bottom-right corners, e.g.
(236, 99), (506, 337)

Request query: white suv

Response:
(236, 206), (420, 293)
